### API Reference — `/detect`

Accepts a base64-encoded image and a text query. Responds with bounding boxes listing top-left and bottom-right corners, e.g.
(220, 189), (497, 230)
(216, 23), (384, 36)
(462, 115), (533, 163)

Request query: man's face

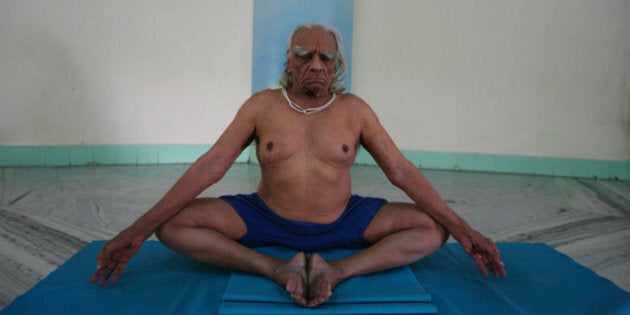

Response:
(287, 27), (337, 95)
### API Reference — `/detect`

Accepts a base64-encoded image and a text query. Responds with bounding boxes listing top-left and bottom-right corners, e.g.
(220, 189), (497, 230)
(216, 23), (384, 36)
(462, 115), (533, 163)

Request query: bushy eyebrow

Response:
(293, 45), (337, 60)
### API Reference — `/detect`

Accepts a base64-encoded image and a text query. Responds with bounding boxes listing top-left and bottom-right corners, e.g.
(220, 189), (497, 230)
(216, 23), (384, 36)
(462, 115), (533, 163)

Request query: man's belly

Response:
(257, 179), (352, 224)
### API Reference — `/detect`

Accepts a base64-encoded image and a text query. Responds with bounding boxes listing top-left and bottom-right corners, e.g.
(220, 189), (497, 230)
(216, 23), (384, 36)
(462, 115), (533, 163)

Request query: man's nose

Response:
(308, 55), (324, 71)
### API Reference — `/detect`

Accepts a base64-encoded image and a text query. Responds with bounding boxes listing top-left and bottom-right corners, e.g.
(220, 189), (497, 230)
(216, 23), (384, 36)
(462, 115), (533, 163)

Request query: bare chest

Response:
(255, 103), (360, 166)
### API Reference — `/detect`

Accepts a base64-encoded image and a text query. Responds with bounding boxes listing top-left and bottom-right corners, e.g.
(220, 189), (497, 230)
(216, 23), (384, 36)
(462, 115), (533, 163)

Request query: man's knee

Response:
(155, 216), (179, 244)
(364, 202), (447, 244)
(153, 200), (198, 242)
(156, 198), (247, 242)
(417, 207), (449, 251)
(430, 220), (449, 249)
(403, 212), (447, 254)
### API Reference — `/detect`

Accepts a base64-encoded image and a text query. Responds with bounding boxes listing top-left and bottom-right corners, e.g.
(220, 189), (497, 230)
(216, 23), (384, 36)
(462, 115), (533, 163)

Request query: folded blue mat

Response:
(223, 247), (432, 304)
(220, 247), (437, 314)
(2, 241), (629, 315)
(219, 302), (437, 315)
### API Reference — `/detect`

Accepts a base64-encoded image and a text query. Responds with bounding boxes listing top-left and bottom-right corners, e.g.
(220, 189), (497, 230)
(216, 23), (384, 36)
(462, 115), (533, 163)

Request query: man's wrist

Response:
(126, 220), (155, 240)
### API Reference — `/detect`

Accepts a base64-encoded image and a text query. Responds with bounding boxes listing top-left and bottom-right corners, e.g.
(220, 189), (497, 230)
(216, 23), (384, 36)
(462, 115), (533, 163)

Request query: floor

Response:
(1, 163), (629, 310)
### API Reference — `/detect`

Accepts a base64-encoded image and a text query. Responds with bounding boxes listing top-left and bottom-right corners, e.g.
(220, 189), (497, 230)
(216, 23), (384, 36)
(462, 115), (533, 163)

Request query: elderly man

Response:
(92, 23), (506, 308)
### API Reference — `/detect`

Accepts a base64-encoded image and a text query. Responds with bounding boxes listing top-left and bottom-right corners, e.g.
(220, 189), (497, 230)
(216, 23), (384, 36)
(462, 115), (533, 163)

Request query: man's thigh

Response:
(362, 202), (444, 244)
(166, 197), (247, 240)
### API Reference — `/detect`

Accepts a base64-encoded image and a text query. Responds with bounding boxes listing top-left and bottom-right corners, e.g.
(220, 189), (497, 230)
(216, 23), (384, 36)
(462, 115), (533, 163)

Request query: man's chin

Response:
(301, 83), (328, 95)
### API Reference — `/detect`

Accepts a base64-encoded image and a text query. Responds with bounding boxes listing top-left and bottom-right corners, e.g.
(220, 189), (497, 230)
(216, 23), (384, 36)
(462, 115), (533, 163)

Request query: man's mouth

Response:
(304, 77), (326, 84)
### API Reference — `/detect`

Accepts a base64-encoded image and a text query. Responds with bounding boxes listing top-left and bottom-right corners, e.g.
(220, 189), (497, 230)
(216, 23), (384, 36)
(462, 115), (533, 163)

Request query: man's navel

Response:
(266, 141), (274, 151)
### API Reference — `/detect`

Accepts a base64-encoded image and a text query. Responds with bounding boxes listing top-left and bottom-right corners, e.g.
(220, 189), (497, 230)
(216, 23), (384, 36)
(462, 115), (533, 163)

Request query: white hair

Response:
(278, 23), (348, 93)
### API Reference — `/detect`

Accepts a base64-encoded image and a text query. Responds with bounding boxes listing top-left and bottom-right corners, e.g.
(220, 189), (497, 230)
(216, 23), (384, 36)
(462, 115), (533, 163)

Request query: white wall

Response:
(1, 1), (628, 162)
(353, 0), (629, 161)
(0, 0), (253, 145)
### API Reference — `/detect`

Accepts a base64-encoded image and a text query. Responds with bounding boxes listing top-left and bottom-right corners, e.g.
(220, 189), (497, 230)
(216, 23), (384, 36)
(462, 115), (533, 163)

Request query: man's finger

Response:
(480, 254), (498, 277)
(90, 266), (104, 283)
(496, 260), (507, 276)
(99, 262), (117, 285)
(473, 255), (488, 277)
(488, 261), (499, 277)
(489, 246), (506, 277)
(110, 262), (127, 284)
(487, 256), (506, 277)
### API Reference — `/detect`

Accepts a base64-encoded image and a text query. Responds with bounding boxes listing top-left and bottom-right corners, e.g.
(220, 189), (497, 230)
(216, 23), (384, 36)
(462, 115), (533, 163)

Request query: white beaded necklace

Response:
(282, 88), (336, 115)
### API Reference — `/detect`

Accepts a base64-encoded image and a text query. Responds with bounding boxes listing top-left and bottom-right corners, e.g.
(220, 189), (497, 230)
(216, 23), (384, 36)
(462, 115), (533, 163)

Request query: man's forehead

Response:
(292, 28), (336, 50)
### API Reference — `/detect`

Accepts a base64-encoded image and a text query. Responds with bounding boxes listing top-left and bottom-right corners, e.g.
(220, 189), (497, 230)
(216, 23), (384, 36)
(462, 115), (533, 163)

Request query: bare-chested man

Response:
(91, 23), (506, 308)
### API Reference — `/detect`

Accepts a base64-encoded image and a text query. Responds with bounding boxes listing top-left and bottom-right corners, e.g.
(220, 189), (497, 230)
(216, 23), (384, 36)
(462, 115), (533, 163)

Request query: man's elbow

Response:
(193, 155), (231, 186)
(385, 163), (417, 188)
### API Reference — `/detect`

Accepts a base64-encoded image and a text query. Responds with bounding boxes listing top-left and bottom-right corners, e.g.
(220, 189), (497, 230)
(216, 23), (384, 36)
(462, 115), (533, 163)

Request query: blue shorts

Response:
(220, 193), (387, 252)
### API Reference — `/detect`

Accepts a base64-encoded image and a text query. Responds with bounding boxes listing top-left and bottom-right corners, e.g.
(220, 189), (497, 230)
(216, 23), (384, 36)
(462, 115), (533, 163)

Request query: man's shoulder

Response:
(337, 92), (372, 112)
(251, 88), (282, 101)
(336, 93), (382, 127)
(337, 92), (360, 100)
(240, 89), (282, 112)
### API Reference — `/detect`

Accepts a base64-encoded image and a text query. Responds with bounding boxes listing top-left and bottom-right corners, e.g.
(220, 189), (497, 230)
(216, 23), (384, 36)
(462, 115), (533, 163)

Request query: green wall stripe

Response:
(1, 145), (627, 180)
(0, 145), (249, 167)
(354, 148), (629, 180)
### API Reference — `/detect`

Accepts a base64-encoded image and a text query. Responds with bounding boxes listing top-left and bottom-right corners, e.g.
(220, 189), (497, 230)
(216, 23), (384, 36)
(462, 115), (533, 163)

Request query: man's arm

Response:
(91, 98), (259, 285)
(355, 96), (506, 277)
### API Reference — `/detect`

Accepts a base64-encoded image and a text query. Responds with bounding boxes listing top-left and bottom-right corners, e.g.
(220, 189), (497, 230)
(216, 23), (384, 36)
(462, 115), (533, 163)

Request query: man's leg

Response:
(155, 198), (310, 306)
(306, 202), (449, 307)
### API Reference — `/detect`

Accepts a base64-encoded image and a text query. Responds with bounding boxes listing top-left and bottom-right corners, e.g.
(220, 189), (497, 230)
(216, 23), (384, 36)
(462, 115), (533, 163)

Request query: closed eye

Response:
(296, 51), (313, 60)
(294, 46), (313, 61)
(293, 46), (337, 63)
(319, 51), (337, 62)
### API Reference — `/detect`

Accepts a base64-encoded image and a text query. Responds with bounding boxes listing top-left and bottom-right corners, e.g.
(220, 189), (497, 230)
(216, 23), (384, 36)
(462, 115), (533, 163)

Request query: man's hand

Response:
(457, 230), (507, 277)
(90, 229), (145, 285)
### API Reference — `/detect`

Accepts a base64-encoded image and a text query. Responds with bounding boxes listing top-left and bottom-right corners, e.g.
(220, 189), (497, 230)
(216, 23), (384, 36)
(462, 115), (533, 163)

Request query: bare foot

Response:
(271, 252), (308, 306)
(306, 253), (340, 308)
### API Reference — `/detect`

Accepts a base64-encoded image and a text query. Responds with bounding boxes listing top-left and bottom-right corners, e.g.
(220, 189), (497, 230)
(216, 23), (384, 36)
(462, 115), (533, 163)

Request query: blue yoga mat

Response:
(3, 241), (629, 315)
(411, 243), (630, 315)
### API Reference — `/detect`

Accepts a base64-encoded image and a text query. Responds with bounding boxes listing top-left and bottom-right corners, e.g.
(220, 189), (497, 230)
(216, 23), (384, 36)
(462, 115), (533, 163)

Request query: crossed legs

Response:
(156, 198), (448, 307)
